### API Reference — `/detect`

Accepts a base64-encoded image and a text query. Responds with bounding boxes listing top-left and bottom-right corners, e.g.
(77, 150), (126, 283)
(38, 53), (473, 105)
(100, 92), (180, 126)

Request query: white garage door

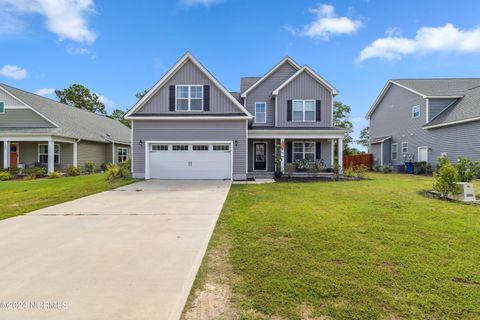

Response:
(147, 142), (232, 180)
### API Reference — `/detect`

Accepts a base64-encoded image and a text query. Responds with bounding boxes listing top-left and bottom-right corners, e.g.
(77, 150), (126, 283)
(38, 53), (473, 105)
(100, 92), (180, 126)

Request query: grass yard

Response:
(0, 174), (137, 220)
(184, 174), (480, 320)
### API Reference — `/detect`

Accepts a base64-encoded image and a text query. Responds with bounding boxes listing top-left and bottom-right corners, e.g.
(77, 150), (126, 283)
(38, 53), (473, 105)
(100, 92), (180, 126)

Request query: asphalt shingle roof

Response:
(0, 84), (131, 144)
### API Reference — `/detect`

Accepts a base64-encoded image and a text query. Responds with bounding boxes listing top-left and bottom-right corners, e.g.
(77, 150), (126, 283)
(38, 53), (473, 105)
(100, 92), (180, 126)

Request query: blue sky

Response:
(2, 0), (480, 149)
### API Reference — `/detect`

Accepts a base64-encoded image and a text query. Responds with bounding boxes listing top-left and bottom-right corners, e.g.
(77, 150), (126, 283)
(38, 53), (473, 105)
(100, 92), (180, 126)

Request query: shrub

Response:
(433, 158), (460, 199)
(105, 160), (131, 180)
(48, 171), (62, 179)
(101, 162), (111, 172)
(373, 165), (381, 172)
(84, 162), (95, 174)
(285, 163), (295, 178)
(456, 156), (475, 182)
(437, 155), (450, 172)
(0, 171), (14, 181)
(382, 165), (393, 173)
(414, 161), (432, 175)
(354, 164), (368, 179)
(67, 166), (81, 176)
(24, 167), (47, 179)
(343, 166), (355, 177)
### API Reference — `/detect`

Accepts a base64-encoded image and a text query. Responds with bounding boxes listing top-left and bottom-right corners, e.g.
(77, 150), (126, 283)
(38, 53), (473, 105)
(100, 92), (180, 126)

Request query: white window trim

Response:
(412, 105), (420, 118)
(391, 143), (398, 160)
(418, 146), (429, 162)
(175, 85), (204, 112)
(254, 102), (267, 123)
(0, 101), (4, 114)
(117, 147), (128, 163)
(401, 142), (408, 153)
(38, 143), (60, 164)
(292, 100), (316, 122)
(292, 141), (316, 163)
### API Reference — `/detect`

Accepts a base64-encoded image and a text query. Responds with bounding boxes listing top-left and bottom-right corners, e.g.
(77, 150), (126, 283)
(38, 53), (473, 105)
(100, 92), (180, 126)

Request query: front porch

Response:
(1, 136), (79, 173)
(247, 128), (345, 179)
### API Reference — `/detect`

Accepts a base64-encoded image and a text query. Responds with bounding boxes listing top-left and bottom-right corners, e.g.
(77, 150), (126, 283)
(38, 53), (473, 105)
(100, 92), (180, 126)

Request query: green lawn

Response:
(0, 174), (137, 220)
(186, 174), (480, 320)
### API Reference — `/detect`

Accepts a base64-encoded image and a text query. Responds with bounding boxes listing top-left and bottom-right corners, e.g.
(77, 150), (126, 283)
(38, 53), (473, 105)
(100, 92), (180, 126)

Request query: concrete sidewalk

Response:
(0, 180), (230, 320)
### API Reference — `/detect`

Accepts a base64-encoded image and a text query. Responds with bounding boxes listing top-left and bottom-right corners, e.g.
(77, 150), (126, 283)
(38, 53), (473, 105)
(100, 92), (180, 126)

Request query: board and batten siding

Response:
(370, 84), (480, 166)
(276, 71), (332, 127)
(132, 120), (247, 180)
(245, 62), (298, 127)
(135, 60), (240, 114)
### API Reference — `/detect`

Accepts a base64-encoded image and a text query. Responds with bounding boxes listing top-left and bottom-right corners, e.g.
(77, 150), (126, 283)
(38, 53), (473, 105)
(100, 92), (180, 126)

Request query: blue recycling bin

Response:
(405, 162), (414, 174)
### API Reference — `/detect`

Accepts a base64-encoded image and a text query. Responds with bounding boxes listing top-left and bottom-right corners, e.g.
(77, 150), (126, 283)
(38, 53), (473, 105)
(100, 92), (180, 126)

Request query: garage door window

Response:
(193, 145), (209, 151)
(151, 144), (168, 151)
(213, 145), (229, 151)
(172, 145), (188, 151)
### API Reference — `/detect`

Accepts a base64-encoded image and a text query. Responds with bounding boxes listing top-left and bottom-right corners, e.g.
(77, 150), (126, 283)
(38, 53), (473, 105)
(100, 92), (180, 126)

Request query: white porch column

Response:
(112, 142), (116, 165)
(47, 140), (55, 173)
(3, 141), (10, 169)
(73, 141), (78, 167)
(280, 138), (285, 172)
(338, 138), (344, 175)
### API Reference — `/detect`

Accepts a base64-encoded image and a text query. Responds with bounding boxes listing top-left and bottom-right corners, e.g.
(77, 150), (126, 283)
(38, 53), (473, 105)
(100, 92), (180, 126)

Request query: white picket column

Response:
(338, 138), (344, 175)
(48, 140), (55, 173)
(3, 141), (10, 169)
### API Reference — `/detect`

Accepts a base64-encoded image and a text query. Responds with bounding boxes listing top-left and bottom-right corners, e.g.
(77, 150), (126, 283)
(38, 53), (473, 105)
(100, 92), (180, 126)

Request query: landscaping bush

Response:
(433, 157), (460, 199)
(456, 156), (475, 182)
(437, 155), (450, 173)
(8, 167), (20, 175)
(373, 165), (381, 172)
(414, 161), (432, 175)
(24, 167), (47, 179)
(101, 162), (111, 172)
(105, 160), (131, 180)
(285, 163), (295, 178)
(48, 171), (62, 179)
(354, 164), (368, 179)
(67, 166), (81, 176)
(0, 171), (14, 181)
(84, 162), (95, 174)
(381, 165), (393, 173)
(343, 166), (355, 177)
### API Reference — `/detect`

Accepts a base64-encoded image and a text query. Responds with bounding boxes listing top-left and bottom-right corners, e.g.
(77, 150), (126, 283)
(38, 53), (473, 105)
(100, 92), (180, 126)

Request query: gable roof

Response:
(0, 83), (131, 144)
(272, 65), (339, 96)
(125, 52), (252, 118)
(240, 57), (301, 98)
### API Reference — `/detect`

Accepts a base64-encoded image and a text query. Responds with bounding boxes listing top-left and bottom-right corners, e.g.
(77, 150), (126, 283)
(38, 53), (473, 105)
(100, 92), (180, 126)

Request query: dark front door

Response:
(10, 144), (18, 169)
(254, 142), (267, 171)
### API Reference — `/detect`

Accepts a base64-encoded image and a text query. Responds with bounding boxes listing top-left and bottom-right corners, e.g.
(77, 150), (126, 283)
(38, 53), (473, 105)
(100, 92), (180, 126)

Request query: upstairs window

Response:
(412, 105), (420, 118)
(176, 85), (203, 111)
(293, 100), (315, 122)
(402, 142), (408, 153)
(255, 102), (266, 123)
(0, 101), (4, 114)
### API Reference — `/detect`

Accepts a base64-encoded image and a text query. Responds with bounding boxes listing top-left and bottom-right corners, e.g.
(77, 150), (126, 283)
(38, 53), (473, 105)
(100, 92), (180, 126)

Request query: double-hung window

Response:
(391, 143), (398, 160)
(402, 142), (408, 153)
(412, 105), (420, 118)
(255, 102), (266, 123)
(176, 85), (203, 111)
(293, 142), (315, 162)
(38, 144), (60, 164)
(293, 100), (315, 122)
(118, 147), (128, 163)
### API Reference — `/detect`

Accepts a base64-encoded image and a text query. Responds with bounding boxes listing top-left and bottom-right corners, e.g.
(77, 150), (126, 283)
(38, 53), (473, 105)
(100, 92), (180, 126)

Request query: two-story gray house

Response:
(125, 53), (346, 180)
(367, 79), (480, 170)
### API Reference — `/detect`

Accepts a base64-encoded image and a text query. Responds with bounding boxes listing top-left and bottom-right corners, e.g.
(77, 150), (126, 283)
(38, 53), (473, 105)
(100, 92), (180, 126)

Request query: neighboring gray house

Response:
(367, 79), (480, 170)
(0, 84), (131, 173)
(126, 52), (346, 180)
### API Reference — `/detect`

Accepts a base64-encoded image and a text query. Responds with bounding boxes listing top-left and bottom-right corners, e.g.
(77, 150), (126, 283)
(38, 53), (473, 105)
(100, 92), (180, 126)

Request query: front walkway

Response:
(0, 180), (231, 320)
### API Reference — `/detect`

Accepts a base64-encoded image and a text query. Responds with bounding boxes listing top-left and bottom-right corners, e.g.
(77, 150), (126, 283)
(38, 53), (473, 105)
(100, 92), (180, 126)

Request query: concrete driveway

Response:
(0, 180), (231, 320)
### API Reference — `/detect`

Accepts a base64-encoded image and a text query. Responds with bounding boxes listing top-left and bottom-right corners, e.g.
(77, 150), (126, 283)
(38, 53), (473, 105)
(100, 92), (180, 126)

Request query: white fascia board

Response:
(0, 86), (60, 128)
(424, 116), (480, 129)
(125, 116), (252, 121)
(248, 129), (345, 139)
(126, 52), (252, 117)
(424, 95), (464, 99)
(272, 66), (339, 96)
(240, 57), (301, 98)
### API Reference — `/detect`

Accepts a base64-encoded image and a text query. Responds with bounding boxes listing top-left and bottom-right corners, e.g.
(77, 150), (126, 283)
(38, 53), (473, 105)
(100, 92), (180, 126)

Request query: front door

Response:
(254, 142), (267, 171)
(10, 144), (18, 169)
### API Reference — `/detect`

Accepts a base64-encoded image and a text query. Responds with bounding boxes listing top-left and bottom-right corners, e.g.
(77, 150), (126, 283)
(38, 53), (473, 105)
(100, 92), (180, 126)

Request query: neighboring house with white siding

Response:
(367, 79), (480, 170)
(125, 52), (346, 180)
(0, 84), (131, 173)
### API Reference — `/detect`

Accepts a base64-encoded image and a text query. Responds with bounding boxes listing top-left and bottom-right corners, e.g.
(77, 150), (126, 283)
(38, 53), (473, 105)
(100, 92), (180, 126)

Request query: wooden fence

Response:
(343, 154), (373, 170)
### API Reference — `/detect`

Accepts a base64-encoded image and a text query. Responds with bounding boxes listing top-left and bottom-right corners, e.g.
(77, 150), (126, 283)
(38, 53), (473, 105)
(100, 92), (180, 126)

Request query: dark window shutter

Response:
(169, 86), (175, 111)
(316, 100), (321, 121)
(287, 141), (292, 163)
(287, 100), (292, 121)
(203, 85), (210, 111)
(316, 141), (321, 160)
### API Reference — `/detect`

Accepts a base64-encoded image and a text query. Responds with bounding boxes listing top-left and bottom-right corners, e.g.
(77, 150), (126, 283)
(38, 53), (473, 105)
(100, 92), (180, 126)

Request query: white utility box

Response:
(453, 183), (477, 202)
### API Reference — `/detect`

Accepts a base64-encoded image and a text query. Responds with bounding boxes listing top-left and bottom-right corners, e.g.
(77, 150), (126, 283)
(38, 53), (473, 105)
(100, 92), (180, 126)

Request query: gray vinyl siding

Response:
(371, 144), (382, 166)
(248, 139), (275, 172)
(77, 141), (107, 170)
(135, 60), (240, 114)
(370, 83), (480, 167)
(105, 143), (131, 164)
(277, 71), (333, 127)
(132, 120), (247, 179)
(0, 109), (53, 127)
(245, 62), (298, 127)
(428, 98), (457, 122)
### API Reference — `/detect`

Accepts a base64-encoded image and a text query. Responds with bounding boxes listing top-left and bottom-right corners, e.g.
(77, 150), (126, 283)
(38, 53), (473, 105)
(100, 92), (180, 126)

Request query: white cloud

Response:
(0, 65), (28, 80)
(179, 0), (222, 7)
(287, 4), (363, 40)
(35, 88), (55, 96)
(358, 23), (480, 62)
(98, 95), (114, 108)
(0, 0), (97, 44)
(351, 116), (364, 124)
